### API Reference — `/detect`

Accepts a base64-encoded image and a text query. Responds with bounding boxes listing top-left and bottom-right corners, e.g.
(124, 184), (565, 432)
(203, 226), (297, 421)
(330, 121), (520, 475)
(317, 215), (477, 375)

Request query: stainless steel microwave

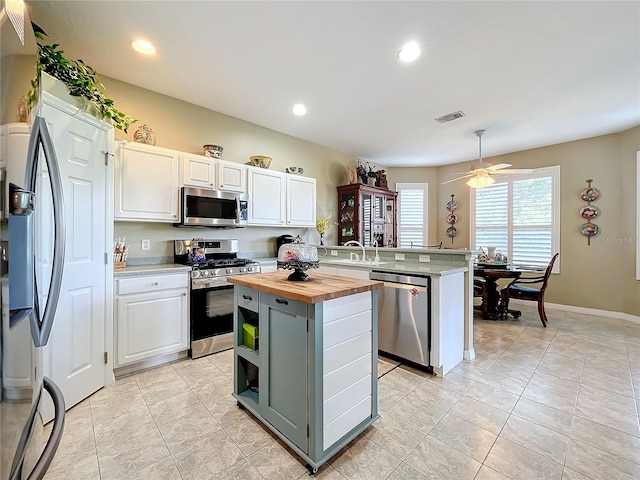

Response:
(178, 187), (248, 227)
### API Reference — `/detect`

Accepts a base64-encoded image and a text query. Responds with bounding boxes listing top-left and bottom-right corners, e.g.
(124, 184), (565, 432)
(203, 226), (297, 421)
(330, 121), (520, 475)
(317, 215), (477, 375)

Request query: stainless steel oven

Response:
(174, 239), (260, 359)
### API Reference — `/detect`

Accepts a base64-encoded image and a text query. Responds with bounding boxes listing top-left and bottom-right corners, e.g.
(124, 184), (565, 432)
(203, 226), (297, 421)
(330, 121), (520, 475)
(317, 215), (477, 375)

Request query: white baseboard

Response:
(508, 299), (640, 325)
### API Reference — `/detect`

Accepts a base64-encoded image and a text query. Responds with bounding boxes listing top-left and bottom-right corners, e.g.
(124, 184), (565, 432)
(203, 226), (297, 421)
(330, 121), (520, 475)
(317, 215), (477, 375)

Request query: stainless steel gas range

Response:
(174, 239), (260, 358)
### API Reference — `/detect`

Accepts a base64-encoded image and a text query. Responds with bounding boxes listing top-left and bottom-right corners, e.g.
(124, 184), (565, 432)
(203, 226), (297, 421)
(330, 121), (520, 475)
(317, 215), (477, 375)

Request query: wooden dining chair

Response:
(500, 253), (559, 327)
(473, 278), (488, 315)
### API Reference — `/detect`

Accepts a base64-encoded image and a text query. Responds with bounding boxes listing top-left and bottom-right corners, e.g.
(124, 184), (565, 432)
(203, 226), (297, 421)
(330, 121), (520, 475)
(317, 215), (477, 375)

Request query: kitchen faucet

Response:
(344, 240), (366, 263)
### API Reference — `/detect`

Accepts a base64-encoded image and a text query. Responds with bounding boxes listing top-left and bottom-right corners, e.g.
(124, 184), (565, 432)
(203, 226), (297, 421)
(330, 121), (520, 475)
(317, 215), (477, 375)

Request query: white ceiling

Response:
(10, 1), (640, 167)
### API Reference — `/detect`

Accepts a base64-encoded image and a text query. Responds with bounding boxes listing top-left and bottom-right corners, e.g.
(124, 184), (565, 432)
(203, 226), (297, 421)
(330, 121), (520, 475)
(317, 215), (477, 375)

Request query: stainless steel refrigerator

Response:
(1, 117), (66, 479)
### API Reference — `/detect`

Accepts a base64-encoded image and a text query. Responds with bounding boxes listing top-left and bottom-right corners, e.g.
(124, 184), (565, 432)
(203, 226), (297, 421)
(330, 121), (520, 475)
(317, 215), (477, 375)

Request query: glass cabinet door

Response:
(339, 192), (356, 244)
(362, 193), (372, 246)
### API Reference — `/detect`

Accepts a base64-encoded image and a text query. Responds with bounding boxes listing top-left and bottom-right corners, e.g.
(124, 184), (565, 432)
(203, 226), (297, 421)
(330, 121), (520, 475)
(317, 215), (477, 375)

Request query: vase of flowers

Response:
(316, 215), (332, 245)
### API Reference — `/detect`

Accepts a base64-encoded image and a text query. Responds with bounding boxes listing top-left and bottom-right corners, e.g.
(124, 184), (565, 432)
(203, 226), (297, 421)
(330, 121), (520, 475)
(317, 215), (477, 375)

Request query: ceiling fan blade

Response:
(441, 174), (474, 185)
(487, 163), (512, 172)
(492, 168), (534, 175)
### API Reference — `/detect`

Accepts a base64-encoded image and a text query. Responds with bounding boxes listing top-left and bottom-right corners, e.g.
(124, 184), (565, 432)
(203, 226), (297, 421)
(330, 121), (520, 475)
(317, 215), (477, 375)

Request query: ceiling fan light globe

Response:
(467, 172), (495, 188)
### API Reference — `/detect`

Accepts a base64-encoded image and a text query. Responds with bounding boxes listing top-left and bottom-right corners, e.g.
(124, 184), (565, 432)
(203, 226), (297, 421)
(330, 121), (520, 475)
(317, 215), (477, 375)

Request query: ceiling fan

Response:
(442, 130), (532, 188)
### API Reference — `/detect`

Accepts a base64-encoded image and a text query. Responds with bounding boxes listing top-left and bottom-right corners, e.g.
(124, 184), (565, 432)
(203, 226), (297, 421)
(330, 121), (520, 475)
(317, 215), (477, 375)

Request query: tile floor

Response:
(42, 304), (640, 480)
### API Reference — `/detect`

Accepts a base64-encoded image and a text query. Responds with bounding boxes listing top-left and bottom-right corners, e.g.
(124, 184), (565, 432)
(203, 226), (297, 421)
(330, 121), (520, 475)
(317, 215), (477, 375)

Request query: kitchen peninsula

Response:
(227, 271), (382, 474)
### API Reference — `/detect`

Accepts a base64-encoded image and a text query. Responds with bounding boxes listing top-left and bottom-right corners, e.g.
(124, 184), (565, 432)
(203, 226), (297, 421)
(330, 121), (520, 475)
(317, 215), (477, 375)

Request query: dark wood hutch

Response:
(337, 184), (397, 247)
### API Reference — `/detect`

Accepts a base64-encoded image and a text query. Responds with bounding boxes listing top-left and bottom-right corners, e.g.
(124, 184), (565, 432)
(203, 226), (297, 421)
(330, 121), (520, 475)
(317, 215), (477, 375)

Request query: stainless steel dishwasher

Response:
(370, 271), (432, 373)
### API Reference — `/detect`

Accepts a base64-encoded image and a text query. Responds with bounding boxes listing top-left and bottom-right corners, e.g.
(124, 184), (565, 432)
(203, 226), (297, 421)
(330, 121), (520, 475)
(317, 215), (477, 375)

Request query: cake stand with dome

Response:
(276, 235), (319, 281)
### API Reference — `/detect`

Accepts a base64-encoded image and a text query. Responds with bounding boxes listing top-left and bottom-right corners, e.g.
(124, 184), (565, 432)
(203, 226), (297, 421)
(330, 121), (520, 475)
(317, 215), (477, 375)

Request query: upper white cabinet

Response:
(286, 175), (316, 227)
(217, 158), (247, 193)
(181, 153), (215, 189)
(115, 142), (180, 222)
(247, 167), (316, 227)
(248, 167), (286, 225)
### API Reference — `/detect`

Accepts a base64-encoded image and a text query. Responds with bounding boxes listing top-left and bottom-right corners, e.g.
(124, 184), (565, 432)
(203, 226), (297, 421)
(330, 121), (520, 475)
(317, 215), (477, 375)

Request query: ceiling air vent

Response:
(435, 111), (465, 124)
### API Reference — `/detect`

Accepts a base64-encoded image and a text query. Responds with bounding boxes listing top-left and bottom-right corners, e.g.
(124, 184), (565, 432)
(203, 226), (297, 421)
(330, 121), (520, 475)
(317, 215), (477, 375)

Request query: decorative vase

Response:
(133, 124), (156, 145)
(319, 233), (324, 246)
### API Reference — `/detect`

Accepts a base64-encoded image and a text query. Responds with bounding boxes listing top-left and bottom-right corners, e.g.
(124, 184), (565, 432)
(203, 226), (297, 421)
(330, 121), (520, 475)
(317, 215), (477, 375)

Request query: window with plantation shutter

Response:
(396, 183), (428, 248)
(471, 166), (560, 271)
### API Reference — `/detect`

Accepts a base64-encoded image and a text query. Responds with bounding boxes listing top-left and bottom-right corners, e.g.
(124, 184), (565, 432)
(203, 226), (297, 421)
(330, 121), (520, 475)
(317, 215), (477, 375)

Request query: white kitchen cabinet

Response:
(217, 158), (247, 193)
(181, 153), (215, 188)
(286, 175), (316, 227)
(115, 272), (189, 367)
(248, 167), (286, 225)
(115, 141), (180, 222)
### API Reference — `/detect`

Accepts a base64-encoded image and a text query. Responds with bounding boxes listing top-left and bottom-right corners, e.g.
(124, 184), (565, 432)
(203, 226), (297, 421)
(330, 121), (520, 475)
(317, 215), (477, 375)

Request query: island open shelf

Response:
(228, 272), (382, 474)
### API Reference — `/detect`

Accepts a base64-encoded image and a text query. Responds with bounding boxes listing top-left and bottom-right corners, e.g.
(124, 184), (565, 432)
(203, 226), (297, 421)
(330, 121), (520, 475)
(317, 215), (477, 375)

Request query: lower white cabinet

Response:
(115, 272), (189, 367)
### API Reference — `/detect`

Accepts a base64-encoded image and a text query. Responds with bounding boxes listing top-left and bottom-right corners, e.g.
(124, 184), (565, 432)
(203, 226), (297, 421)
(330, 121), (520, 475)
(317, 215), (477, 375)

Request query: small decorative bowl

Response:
(285, 166), (304, 175)
(203, 144), (223, 158)
(249, 156), (272, 169)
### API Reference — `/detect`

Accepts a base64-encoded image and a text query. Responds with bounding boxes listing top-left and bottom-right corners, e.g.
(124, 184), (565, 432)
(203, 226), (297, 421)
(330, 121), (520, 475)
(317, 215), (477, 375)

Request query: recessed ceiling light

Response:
(398, 41), (421, 62)
(131, 39), (156, 55)
(292, 103), (307, 116)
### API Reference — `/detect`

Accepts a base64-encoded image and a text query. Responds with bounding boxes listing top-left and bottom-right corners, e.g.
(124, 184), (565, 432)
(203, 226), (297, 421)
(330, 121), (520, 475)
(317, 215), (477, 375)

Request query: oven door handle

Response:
(191, 278), (231, 290)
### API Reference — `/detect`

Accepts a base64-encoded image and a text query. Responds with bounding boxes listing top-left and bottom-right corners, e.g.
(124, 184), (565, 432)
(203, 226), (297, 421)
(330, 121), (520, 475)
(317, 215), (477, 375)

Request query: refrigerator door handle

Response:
(9, 377), (66, 480)
(25, 116), (66, 347)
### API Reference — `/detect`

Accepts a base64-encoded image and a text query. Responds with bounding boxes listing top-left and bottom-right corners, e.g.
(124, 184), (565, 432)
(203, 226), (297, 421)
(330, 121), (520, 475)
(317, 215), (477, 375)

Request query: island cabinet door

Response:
(260, 295), (309, 452)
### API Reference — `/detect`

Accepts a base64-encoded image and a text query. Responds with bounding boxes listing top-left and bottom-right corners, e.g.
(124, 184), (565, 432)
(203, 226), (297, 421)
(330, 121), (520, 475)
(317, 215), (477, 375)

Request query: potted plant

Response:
(24, 22), (136, 132)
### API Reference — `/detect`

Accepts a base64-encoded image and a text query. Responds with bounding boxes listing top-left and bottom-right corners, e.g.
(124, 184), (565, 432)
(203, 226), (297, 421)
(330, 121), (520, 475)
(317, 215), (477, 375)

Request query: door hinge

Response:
(102, 151), (114, 165)
(104, 352), (108, 364)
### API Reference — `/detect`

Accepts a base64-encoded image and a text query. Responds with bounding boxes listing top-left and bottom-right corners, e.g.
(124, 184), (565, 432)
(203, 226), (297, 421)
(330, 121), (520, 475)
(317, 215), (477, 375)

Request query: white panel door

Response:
(37, 99), (110, 422)
(181, 153), (215, 188)
(217, 159), (247, 193)
(286, 175), (316, 227)
(248, 168), (285, 225)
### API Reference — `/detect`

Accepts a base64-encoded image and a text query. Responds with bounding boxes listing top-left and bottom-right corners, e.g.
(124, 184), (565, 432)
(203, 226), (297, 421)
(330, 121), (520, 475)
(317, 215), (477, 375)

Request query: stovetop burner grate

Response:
(187, 258), (257, 269)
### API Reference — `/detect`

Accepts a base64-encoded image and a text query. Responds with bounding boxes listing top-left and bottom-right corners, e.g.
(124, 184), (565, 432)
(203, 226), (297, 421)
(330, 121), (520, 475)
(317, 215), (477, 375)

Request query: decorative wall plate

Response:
(580, 187), (600, 202)
(446, 226), (458, 238)
(446, 200), (458, 212)
(579, 205), (600, 220)
(446, 213), (457, 224)
(580, 222), (599, 237)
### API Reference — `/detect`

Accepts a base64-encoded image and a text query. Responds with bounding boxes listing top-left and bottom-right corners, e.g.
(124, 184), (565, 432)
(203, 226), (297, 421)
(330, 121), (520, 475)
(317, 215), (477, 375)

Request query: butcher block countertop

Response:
(227, 270), (382, 304)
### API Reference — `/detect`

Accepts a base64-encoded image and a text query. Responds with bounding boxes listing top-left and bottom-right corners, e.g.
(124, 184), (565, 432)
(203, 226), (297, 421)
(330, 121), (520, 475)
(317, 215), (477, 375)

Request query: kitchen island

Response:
(227, 271), (382, 474)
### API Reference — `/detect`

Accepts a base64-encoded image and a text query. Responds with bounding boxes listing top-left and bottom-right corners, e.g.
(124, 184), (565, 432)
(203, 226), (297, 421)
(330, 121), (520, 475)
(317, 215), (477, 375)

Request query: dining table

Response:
(474, 265), (524, 320)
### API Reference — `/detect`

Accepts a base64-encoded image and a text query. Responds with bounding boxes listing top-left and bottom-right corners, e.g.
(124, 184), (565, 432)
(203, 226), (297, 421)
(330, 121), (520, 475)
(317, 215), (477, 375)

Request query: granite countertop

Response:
(113, 264), (192, 277)
(319, 258), (467, 276)
(228, 270), (382, 304)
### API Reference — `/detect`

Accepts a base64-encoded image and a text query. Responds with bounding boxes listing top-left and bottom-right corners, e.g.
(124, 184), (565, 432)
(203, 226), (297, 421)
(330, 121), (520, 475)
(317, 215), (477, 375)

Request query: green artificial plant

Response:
(25, 22), (136, 132)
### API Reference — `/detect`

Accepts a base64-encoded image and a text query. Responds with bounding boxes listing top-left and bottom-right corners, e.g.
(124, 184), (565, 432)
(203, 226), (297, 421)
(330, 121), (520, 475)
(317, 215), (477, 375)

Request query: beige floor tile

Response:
(409, 379), (463, 412)
(448, 396), (509, 434)
(90, 389), (147, 425)
(43, 454), (100, 480)
(216, 458), (264, 480)
(570, 416), (640, 466)
(173, 428), (245, 480)
(364, 411), (425, 459)
(404, 435), (481, 479)
(384, 461), (428, 479)
(330, 436), (402, 480)
(138, 375), (189, 406)
(574, 384), (640, 437)
(45, 424), (96, 472)
(464, 381), (520, 413)
(378, 366), (425, 395)
(97, 429), (170, 480)
(133, 364), (182, 388)
(386, 393), (446, 434)
(429, 413), (497, 462)
(248, 440), (309, 479)
(147, 390), (203, 426)
(133, 456), (182, 480)
(477, 370), (529, 396)
(485, 437), (563, 480)
(565, 438), (640, 480)
(500, 415), (570, 465)
(536, 352), (584, 382)
(90, 376), (140, 402)
(93, 406), (157, 453)
(561, 466), (593, 480)
(377, 380), (407, 413)
(158, 406), (222, 455)
(224, 414), (274, 456)
(425, 371), (477, 394)
(511, 397), (573, 436)
(474, 465), (511, 480)
(522, 379), (578, 414)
